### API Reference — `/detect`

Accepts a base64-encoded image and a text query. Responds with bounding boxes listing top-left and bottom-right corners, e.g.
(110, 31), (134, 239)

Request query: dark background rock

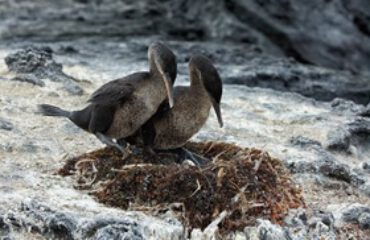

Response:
(0, 0), (369, 75)
(1, 0), (369, 104)
(360, 104), (370, 117)
(222, 57), (370, 105)
(225, 0), (370, 74)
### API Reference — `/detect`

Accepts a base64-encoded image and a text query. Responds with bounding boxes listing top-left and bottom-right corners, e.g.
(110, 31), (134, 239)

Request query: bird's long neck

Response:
(190, 73), (206, 94)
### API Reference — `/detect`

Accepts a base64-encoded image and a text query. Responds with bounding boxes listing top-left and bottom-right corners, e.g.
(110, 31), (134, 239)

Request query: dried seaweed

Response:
(58, 141), (304, 232)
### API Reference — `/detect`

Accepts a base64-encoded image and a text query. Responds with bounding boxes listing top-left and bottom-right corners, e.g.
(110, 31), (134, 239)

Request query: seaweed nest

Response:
(59, 141), (304, 232)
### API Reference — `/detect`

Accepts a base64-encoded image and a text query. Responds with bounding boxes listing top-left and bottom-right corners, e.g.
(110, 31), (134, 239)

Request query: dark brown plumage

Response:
(139, 54), (223, 152)
(38, 42), (177, 152)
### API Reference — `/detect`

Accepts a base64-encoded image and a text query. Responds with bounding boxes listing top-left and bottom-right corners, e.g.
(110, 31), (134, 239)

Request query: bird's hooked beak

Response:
(210, 97), (223, 128)
(154, 54), (175, 108)
(163, 72), (174, 108)
(196, 68), (223, 127)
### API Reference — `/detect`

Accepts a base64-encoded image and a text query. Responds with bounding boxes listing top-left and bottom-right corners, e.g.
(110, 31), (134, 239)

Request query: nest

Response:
(58, 141), (304, 232)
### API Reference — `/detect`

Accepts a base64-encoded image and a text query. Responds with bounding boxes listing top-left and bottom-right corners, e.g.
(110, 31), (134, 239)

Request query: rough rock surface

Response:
(1, 38), (370, 239)
(4, 47), (83, 95)
(0, 0), (369, 75)
(222, 56), (370, 105)
(0, 199), (183, 240)
(0, 117), (13, 131)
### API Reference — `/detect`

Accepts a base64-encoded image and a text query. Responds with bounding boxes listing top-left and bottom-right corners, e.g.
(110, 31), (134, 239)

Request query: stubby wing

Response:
(88, 72), (149, 105)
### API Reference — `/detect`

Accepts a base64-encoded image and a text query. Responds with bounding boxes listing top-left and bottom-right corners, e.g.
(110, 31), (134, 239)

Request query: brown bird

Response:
(38, 42), (176, 153)
(137, 54), (223, 164)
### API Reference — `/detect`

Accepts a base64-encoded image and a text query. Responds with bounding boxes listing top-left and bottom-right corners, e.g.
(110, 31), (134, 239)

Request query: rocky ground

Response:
(0, 0), (370, 239)
(0, 38), (369, 239)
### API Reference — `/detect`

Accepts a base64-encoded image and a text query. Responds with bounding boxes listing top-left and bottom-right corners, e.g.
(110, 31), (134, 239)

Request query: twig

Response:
(189, 179), (202, 197)
(204, 210), (228, 234)
(75, 158), (96, 171)
(205, 142), (217, 154)
(216, 168), (225, 188)
(203, 183), (250, 234)
(253, 158), (263, 173)
(212, 150), (227, 163)
(74, 174), (97, 188)
(231, 184), (249, 204)
(111, 163), (153, 172)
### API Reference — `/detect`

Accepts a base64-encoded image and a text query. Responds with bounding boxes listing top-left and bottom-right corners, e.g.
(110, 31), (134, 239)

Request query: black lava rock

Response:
(5, 47), (83, 95)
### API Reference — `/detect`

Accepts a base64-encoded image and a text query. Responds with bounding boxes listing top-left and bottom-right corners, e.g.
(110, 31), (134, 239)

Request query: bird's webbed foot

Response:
(179, 147), (210, 166)
(160, 147), (210, 166)
(96, 132), (130, 156)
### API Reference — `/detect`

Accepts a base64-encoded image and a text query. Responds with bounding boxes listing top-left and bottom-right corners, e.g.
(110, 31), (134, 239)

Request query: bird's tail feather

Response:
(37, 104), (71, 118)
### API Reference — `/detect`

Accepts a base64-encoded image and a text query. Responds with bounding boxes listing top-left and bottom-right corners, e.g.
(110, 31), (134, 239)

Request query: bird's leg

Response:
(144, 145), (157, 156)
(118, 138), (134, 155)
(143, 146), (171, 164)
(95, 132), (126, 154)
(172, 147), (210, 166)
(116, 138), (128, 148)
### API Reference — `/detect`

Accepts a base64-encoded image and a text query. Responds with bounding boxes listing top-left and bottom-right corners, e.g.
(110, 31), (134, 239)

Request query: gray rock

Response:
(326, 127), (351, 152)
(244, 220), (288, 240)
(5, 47), (53, 74)
(62, 80), (84, 96)
(326, 117), (370, 155)
(77, 218), (144, 240)
(11, 74), (45, 87)
(0, 212), (9, 235)
(245, 214), (337, 240)
(20, 141), (39, 153)
(287, 140), (365, 187)
(358, 212), (370, 230)
(222, 57), (370, 104)
(363, 162), (370, 173)
(341, 205), (370, 223)
(284, 209), (341, 240)
(0, 200), (182, 240)
(307, 211), (334, 230)
(330, 98), (366, 115)
(319, 159), (352, 184)
(19, 201), (77, 239)
(360, 103), (370, 117)
(290, 136), (322, 148)
(5, 46), (83, 95)
(0, 118), (13, 131)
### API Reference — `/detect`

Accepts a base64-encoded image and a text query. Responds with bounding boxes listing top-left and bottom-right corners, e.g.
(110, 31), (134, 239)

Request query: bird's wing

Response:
(88, 72), (149, 105)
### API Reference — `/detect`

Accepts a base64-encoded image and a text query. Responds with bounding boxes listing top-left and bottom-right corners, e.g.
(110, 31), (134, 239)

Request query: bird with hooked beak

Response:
(136, 54), (223, 165)
(38, 42), (176, 154)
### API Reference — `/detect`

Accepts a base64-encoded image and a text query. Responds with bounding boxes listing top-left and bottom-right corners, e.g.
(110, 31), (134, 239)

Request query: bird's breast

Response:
(153, 93), (212, 149)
